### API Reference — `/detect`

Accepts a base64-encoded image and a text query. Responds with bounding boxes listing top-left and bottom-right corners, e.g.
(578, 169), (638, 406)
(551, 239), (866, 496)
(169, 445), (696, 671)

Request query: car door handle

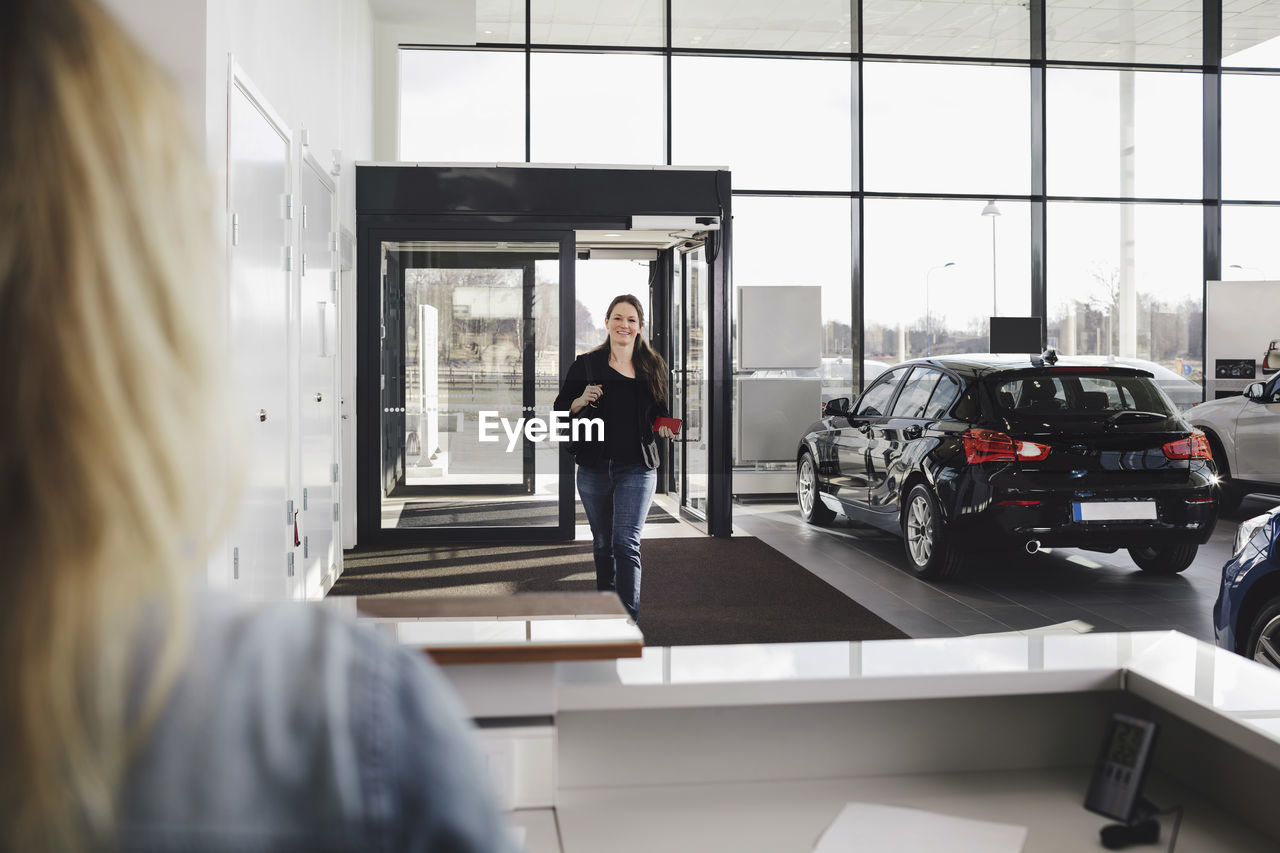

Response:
(904, 424), (923, 440)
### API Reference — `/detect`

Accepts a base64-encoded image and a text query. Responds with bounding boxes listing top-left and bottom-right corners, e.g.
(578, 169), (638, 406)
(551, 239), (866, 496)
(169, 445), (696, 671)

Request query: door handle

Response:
(904, 424), (923, 440)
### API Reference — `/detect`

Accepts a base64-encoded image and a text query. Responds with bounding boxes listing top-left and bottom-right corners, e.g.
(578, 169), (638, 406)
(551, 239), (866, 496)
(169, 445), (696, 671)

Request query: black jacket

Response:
(552, 347), (670, 466)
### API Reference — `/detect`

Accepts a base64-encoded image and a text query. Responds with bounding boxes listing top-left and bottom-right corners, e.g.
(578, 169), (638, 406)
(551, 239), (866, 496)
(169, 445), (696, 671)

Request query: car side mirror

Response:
(1244, 382), (1265, 401)
(822, 397), (850, 417)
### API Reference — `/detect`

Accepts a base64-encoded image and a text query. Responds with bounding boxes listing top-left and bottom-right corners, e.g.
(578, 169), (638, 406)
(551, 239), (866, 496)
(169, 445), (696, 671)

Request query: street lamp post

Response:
(981, 200), (1001, 317)
(925, 262), (956, 356)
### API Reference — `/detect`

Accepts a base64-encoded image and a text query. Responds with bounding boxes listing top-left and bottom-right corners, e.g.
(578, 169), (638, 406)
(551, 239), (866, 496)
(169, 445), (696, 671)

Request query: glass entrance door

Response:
(377, 237), (570, 535)
(676, 246), (711, 520)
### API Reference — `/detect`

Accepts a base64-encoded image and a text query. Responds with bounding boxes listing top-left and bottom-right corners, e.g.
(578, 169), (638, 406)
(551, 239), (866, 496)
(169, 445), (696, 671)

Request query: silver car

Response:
(1185, 373), (1280, 511)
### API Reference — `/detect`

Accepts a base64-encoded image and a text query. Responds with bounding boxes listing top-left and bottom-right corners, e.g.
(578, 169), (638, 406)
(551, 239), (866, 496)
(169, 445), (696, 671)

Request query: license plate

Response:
(1073, 500), (1158, 522)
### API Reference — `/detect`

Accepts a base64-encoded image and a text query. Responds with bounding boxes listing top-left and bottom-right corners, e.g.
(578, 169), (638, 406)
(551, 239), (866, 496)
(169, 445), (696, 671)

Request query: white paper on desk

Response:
(813, 802), (1027, 852)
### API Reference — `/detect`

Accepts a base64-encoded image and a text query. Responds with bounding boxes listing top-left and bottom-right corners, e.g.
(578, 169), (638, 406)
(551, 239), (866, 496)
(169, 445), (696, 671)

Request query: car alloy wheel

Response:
(906, 494), (934, 566)
(901, 484), (963, 580)
(1248, 604), (1280, 670)
(797, 452), (834, 525)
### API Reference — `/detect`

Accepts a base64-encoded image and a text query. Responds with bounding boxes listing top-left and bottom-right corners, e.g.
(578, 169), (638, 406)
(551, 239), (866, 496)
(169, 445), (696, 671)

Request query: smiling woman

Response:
(554, 294), (673, 621)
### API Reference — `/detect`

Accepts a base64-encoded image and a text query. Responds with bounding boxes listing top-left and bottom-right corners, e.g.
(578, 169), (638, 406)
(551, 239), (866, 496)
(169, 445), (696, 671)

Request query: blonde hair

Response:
(0, 0), (233, 846)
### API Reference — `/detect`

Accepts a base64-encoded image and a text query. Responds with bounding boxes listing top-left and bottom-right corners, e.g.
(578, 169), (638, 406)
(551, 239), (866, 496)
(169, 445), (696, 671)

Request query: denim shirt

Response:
(114, 591), (514, 852)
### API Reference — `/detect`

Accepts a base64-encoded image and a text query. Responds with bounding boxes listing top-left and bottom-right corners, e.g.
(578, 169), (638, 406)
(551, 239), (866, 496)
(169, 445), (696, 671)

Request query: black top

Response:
(602, 366), (642, 464)
(553, 348), (670, 467)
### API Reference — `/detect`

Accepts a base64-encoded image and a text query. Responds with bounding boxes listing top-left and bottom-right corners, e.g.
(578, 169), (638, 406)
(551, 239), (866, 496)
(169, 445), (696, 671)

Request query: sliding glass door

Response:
(377, 236), (572, 537)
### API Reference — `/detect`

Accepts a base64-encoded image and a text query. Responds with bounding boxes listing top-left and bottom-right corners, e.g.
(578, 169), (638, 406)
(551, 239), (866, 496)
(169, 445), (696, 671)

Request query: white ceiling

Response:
(372, 0), (1280, 64)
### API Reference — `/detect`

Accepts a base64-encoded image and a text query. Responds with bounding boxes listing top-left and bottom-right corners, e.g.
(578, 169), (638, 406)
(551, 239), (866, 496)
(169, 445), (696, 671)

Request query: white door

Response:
(298, 151), (338, 597)
(225, 71), (293, 600)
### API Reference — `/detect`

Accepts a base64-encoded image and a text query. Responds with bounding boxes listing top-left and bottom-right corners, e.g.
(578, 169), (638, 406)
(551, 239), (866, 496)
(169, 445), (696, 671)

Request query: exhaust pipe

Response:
(1025, 540), (1041, 555)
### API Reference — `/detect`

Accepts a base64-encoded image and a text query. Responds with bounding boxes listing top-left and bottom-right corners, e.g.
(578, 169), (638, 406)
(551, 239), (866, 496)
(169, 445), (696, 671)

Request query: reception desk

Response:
(462, 631), (1280, 852)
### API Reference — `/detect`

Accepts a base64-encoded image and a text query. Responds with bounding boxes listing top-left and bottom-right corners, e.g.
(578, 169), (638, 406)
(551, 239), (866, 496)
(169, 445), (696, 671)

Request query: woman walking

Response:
(554, 295), (675, 622)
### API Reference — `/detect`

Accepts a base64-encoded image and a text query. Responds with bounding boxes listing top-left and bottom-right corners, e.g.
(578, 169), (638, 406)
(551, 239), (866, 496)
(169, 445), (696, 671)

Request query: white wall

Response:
(99, 0), (374, 590)
(100, 0), (208, 133)
(204, 0), (372, 231)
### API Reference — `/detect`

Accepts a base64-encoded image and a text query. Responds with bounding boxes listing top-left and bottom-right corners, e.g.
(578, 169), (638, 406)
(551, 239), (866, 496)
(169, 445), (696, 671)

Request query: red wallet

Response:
(653, 416), (682, 435)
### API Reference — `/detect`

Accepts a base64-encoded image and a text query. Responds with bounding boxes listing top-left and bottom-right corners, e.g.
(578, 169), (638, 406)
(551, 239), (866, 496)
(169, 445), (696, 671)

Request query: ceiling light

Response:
(604, 233), (622, 237)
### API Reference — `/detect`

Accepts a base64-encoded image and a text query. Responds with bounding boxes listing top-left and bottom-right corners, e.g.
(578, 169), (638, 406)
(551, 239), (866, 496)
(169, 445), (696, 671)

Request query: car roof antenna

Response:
(1032, 347), (1058, 368)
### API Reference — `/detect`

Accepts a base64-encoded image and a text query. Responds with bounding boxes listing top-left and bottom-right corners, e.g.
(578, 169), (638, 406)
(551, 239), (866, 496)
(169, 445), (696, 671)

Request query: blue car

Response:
(1215, 504), (1280, 667)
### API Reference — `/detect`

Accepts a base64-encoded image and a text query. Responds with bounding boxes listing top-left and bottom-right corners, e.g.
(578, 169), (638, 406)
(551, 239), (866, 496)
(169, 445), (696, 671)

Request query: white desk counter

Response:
(478, 631), (1280, 852)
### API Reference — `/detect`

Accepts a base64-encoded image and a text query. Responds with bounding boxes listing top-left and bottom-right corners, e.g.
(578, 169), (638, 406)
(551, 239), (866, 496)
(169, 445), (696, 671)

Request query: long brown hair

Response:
(593, 293), (669, 405)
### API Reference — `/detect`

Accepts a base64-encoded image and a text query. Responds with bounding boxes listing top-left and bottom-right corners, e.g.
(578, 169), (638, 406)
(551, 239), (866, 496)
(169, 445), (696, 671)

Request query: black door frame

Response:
(359, 226), (574, 544)
(356, 164), (732, 546)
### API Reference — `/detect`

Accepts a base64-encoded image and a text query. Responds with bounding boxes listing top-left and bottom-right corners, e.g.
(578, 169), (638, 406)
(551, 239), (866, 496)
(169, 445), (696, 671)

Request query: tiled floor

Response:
(732, 493), (1280, 643)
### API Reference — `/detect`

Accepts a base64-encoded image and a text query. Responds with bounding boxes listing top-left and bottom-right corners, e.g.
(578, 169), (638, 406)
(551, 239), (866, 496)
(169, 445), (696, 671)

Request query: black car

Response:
(796, 352), (1219, 580)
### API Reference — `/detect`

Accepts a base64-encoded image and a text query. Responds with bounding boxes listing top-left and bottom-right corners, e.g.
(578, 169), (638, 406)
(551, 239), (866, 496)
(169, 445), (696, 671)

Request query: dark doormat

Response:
(335, 536), (907, 647)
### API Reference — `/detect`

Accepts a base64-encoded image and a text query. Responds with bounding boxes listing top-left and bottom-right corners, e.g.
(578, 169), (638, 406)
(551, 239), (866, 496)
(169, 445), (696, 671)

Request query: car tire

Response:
(1127, 544), (1197, 574)
(902, 484), (964, 580)
(797, 452), (835, 526)
(1245, 599), (1280, 669)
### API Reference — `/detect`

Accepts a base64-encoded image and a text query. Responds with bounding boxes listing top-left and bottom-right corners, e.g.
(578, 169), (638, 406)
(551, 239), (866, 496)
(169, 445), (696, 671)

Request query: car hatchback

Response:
(796, 352), (1219, 580)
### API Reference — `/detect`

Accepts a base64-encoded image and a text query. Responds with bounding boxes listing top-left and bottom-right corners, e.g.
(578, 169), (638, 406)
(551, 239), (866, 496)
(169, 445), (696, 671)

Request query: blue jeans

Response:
(576, 461), (657, 621)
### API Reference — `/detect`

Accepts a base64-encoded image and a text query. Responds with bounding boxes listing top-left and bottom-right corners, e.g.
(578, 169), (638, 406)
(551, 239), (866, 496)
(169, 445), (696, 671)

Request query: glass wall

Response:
(862, 62), (1029, 196)
(530, 52), (665, 164)
(865, 198), (1032, 364)
(399, 49), (525, 162)
(1045, 203), (1203, 407)
(398, 1), (1277, 427)
(1046, 69), (1201, 200)
(671, 56), (853, 190)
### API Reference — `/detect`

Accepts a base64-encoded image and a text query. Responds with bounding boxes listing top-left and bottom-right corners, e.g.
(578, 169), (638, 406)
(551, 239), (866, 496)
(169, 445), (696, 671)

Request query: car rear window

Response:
(991, 373), (1175, 418)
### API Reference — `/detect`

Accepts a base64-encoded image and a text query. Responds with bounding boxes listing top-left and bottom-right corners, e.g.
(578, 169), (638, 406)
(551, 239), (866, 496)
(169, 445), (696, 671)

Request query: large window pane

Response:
(1046, 203), (1203, 407)
(864, 199), (1032, 365)
(1224, 0), (1280, 68)
(399, 50), (525, 162)
(532, 0), (664, 47)
(672, 0), (853, 52)
(864, 0), (1029, 59)
(1047, 69), (1201, 199)
(1223, 74), (1280, 201)
(733, 196), (854, 393)
(1223, 205), (1280, 281)
(672, 56), (852, 190)
(530, 53), (664, 164)
(863, 62), (1029, 195)
(477, 0), (526, 44)
(1047, 0), (1201, 65)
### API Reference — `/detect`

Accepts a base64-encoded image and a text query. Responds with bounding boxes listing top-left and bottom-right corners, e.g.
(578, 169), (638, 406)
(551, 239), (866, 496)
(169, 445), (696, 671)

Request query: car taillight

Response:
(963, 429), (1015, 463)
(1162, 433), (1212, 460)
(963, 429), (1050, 464)
(1015, 439), (1051, 461)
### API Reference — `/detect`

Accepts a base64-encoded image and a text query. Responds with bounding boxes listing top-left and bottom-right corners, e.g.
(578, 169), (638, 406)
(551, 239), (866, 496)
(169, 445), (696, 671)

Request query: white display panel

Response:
(737, 285), (822, 370)
(1206, 280), (1280, 400)
(736, 377), (822, 463)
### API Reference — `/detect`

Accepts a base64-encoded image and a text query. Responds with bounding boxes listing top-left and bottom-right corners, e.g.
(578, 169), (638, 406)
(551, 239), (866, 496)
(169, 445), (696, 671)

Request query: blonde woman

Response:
(0, 1), (512, 849)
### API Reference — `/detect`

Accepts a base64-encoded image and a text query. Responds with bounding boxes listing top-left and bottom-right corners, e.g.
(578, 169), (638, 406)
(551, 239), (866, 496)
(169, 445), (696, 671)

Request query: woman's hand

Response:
(656, 425), (674, 439)
(576, 384), (604, 411)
